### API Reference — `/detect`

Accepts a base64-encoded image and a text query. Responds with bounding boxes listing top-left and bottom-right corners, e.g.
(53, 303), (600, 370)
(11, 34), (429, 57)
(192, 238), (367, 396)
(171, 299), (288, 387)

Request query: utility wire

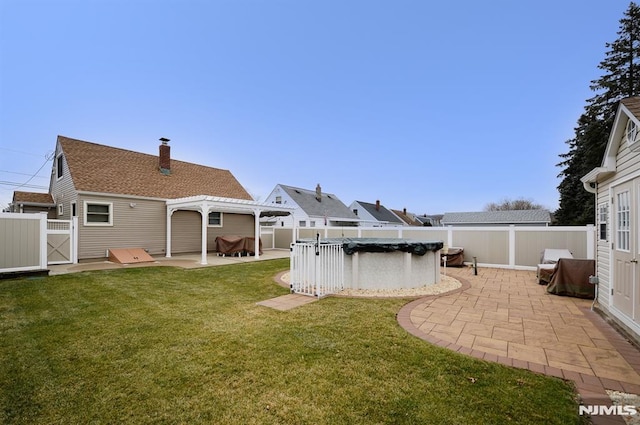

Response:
(0, 170), (49, 179)
(4, 152), (54, 191)
(0, 147), (44, 157)
(0, 181), (48, 189)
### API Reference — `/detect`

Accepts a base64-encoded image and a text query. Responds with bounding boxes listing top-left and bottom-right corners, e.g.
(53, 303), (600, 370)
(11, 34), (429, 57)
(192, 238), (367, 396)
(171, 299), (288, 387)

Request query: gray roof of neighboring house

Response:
(442, 210), (551, 225)
(415, 214), (443, 225)
(280, 184), (358, 220)
(355, 201), (403, 223)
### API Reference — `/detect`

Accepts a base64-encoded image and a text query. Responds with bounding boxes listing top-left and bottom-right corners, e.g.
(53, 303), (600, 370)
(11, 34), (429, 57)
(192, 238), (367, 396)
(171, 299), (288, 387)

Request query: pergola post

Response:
(199, 203), (209, 265)
(166, 208), (173, 258)
(253, 208), (262, 259)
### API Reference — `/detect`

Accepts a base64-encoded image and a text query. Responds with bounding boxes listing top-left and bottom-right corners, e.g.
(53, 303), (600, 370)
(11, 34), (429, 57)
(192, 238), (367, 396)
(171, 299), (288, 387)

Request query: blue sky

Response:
(0, 0), (631, 215)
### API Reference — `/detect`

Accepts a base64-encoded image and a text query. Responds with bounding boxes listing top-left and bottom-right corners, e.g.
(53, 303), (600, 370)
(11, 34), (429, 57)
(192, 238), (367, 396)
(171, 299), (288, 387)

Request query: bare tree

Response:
(484, 198), (545, 211)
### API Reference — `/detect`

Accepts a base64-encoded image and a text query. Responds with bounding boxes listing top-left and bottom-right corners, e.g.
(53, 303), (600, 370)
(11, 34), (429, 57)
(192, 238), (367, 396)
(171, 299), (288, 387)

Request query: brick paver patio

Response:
(397, 266), (640, 425)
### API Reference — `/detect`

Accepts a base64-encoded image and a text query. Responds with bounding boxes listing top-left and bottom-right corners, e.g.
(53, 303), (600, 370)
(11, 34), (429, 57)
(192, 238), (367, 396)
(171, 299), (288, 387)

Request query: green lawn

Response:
(1, 259), (585, 424)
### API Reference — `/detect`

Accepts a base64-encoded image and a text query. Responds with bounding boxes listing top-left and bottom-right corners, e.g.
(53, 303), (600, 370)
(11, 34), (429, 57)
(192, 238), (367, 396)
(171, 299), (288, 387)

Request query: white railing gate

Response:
(290, 241), (344, 298)
(47, 218), (77, 265)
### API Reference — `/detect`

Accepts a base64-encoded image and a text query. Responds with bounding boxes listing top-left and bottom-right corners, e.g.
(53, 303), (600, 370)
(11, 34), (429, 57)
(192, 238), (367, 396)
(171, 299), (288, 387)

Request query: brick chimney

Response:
(376, 200), (380, 211)
(315, 184), (322, 202)
(159, 138), (170, 175)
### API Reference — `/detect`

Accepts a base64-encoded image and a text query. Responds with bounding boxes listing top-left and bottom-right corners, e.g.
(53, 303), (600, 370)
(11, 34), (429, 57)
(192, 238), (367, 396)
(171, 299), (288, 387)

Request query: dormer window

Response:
(627, 118), (640, 152)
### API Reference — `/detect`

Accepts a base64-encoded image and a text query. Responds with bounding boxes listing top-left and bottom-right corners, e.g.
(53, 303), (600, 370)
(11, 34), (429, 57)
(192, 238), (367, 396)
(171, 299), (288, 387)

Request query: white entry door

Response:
(612, 179), (639, 322)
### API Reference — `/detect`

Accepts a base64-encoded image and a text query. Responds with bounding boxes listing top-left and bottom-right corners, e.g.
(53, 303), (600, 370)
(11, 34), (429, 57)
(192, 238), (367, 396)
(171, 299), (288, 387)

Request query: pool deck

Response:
(397, 266), (640, 425)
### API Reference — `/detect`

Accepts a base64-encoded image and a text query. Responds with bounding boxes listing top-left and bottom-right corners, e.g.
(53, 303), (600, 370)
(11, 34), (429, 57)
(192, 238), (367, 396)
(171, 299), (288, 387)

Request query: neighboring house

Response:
(263, 184), (359, 227)
(349, 200), (404, 227)
(441, 210), (551, 227)
(415, 214), (443, 227)
(390, 208), (424, 226)
(9, 191), (56, 217)
(13, 135), (292, 264)
(581, 96), (640, 343)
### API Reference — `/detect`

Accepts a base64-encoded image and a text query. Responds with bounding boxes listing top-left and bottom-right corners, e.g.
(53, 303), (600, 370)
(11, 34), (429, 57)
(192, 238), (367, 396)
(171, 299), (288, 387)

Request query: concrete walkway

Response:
(397, 266), (640, 425)
(48, 249), (291, 275)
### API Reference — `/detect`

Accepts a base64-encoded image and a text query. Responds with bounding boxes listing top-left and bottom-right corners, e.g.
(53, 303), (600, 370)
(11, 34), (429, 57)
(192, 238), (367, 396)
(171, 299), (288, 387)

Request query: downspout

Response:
(585, 180), (600, 310)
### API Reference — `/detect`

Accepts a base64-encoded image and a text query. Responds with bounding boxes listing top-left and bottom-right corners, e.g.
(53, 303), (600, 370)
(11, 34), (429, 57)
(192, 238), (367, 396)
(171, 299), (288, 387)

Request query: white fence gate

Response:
(0, 213), (77, 274)
(290, 242), (344, 298)
(47, 219), (76, 265)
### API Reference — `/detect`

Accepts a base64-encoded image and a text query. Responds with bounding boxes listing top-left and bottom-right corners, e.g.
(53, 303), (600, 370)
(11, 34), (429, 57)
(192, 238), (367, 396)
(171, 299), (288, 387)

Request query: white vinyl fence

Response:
(289, 241), (344, 298)
(265, 224), (596, 271)
(0, 213), (77, 274)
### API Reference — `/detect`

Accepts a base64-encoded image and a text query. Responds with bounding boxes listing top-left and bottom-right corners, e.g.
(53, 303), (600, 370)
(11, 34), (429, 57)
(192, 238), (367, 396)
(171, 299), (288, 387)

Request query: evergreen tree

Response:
(556, 2), (640, 225)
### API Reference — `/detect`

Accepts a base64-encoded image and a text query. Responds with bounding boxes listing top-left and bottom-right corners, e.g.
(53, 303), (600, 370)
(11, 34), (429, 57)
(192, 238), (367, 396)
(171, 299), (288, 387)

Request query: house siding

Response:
(170, 210), (257, 255)
(77, 195), (167, 259)
(206, 213), (255, 246)
(596, 126), (640, 312)
(50, 140), (79, 220)
(264, 185), (308, 226)
(171, 210), (201, 253)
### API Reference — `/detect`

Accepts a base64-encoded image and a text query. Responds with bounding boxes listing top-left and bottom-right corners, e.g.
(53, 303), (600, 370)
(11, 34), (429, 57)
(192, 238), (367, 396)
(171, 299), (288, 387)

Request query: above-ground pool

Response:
(293, 238), (444, 293)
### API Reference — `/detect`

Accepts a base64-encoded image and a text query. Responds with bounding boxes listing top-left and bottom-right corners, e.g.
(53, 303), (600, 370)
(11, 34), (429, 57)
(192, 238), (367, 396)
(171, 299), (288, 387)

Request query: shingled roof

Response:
(279, 184), (358, 220)
(621, 96), (640, 117)
(12, 191), (54, 205)
(57, 136), (253, 200)
(354, 201), (403, 224)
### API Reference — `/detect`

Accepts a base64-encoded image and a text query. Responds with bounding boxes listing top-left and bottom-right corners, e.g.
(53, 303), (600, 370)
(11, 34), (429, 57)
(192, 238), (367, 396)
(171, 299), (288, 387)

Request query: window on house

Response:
(310, 221), (316, 227)
(275, 196), (282, 204)
(627, 119), (638, 144)
(58, 204), (64, 216)
(56, 154), (64, 179)
(85, 202), (112, 226)
(299, 220), (306, 227)
(208, 212), (222, 226)
(598, 203), (608, 241)
(627, 118), (640, 151)
(616, 191), (630, 251)
(353, 209), (358, 216)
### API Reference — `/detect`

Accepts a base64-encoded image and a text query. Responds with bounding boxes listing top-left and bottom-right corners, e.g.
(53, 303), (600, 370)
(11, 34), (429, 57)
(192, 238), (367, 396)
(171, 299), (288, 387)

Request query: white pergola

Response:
(166, 195), (295, 265)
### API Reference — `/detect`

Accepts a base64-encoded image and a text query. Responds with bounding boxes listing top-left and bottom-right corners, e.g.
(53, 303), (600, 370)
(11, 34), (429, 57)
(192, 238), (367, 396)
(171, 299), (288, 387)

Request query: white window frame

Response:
(207, 211), (223, 227)
(58, 204), (64, 216)
(84, 201), (113, 226)
(208, 211), (223, 227)
(56, 154), (64, 180)
(597, 202), (608, 241)
(616, 190), (631, 252)
(299, 220), (306, 227)
(627, 118), (640, 152)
